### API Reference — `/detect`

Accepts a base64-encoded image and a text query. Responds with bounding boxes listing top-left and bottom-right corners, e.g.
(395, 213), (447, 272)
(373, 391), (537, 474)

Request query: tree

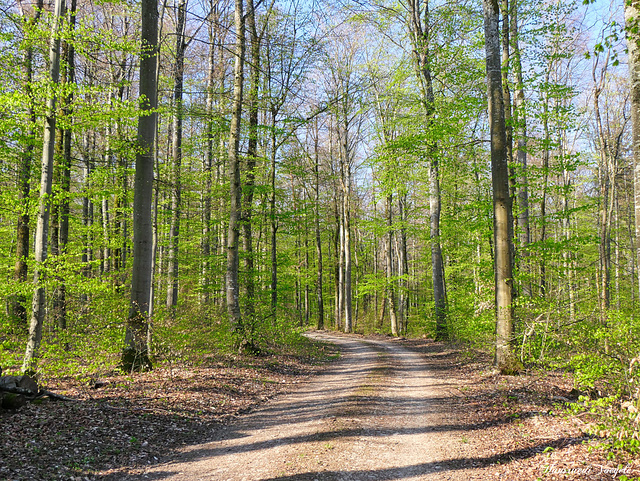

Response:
(122, 0), (159, 372)
(226, 0), (245, 340)
(22, 0), (66, 374)
(9, 0), (44, 329)
(626, 0), (640, 307)
(482, 0), (518, 374)
(166, 0), (188, 311)
(406, 0), (446, 339)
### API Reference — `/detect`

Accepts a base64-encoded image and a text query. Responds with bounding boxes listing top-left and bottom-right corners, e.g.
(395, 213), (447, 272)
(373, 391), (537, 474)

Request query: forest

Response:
(1, 0), (640, 415)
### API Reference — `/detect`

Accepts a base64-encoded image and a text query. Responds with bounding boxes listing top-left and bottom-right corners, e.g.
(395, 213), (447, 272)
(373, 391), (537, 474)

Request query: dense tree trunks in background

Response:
(226, 0), (245, 339)
(22, 0), (65, 374)
(123, 0), (158, 372)
(483, 0), (518, 374)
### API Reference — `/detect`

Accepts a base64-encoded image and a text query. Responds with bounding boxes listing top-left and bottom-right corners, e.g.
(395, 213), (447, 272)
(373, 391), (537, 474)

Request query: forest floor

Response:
(1, 331), (637, 480)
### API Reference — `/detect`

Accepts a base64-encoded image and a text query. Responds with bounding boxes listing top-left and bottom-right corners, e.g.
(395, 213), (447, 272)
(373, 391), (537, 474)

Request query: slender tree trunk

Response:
(540, 69), (551, 298)
(123, 0), (158, 372)
(51, 0), (76, 332)
(408, 0), (446, 338)
(313, 120), (324, 329)
(593, 54), (613, 333)
(386, 194), (398, 336)
(242, 0), (259, 328)
(270, 121), (278, 322)
(227, 0), (245, 338)
(10, 0), (44, 328)
(483, 0), (517, 373)
(342, 137), (353, 334)
(334, 189), (343, 330)
(81, 134), (94, 289)
(201, 1), (221, 305)
(399, 193), (409, 334)
(625, 1), (640, 308)
(511, 0), (531, 297)
(500, 0), (515, 199)
(166, 0), (187, 311)
(22, 0), (65, 374)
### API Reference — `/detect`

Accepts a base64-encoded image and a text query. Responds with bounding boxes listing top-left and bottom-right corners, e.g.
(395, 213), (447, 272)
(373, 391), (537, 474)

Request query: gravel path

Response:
(137, 332), (478, 480)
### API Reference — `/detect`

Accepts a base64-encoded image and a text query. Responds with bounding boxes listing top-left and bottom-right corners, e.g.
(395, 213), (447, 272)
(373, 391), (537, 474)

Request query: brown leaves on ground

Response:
(2, 336), (639, 481)
(402, 338), (640, 480)
(0, 351), (330, 481)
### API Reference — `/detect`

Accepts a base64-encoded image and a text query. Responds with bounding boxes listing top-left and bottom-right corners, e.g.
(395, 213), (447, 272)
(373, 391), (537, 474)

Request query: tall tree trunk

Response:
(269, 119), (278, 322)
(334, 186), (343, 330)
(123, 0), (158, 372)
(22, 0), (65, 374)
(500, 0), (515, 199)
(408, 0), (446, 338)
(483, 0), (517, 373)
(625, 1), (640, 308)
(386, 193), (398, 336)
(540, 69), (551, 298)
(342, 134), (353, 334)
(201, 0), (221, 305)
(510, 0), (531, 297)
(166, 0), (187, 311)
(51, 0), (76, 332)
(593, 52), (613, 335)
(10, 0), (44, 328)
(227, 0), (245, 339)
(399, 193), (409, 334)
(313, 120), (324, 329)
(242, 0), (259, 328)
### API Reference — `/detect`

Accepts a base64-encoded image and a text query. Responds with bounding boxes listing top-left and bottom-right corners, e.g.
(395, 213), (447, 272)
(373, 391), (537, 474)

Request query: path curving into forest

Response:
(135, 332), (479, 480)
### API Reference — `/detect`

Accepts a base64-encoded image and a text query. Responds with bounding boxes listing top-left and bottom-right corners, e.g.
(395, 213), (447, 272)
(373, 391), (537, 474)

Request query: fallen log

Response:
(0, 374), (78, 408)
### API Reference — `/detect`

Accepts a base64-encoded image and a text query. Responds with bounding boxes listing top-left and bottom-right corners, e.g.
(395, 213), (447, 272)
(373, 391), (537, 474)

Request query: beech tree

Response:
(406, 0), (446, 339)
(123, 0), (159, 372)
(627, 0), (640, 304)
(22, 0), (66, 374)
(483, 0), (517, 374)
(9, 0), (43, 328)
(226, 0), (245, 339)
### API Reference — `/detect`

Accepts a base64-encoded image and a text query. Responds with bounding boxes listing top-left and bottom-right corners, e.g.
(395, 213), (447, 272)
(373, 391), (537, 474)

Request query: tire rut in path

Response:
(137, 333), (476, 481)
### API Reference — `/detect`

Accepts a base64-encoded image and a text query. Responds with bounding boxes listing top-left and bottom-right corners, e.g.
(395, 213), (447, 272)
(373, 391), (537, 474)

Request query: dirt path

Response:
(136, 332), (479, 480)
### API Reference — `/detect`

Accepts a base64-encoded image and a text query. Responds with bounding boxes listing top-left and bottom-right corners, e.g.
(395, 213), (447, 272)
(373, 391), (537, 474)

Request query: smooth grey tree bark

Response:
(386, 193), (398, 336)
(22, 0), (65, 374)
(166, 0), (188, 311)
(625, 0), (640, 307)
(510, 0), (531, 297)
(242, 0), (260, 330)
(226, 0), (245, 339)
(313, 118), (325, 330)
(483, 0), (518, 373)
(51, 0), (76, 332)
(123, 0), (159, 372)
